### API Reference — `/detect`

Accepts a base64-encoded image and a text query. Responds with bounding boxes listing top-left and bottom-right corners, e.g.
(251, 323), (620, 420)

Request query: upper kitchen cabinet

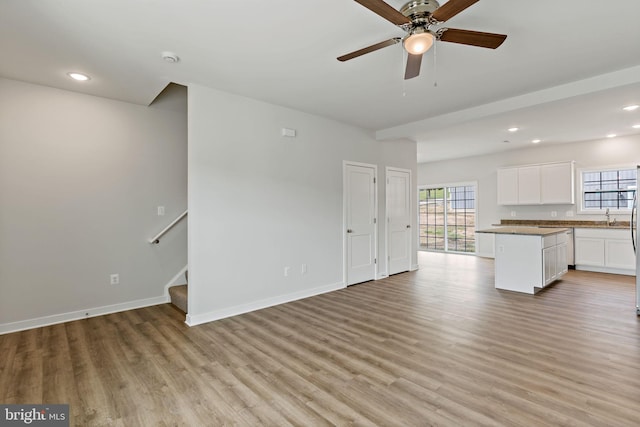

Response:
(518, 165), (541, 204)
(497, 168), (519, 205)
(541, 162), (575, 204)
(497, 161), (575, 205)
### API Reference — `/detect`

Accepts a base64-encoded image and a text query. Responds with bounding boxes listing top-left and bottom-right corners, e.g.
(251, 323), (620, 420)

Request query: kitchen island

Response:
(477, 227), (569, 294)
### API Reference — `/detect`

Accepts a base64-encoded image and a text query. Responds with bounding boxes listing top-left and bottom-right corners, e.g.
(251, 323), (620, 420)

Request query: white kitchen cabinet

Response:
(543, 246), (557, 285)
(544, 233), (568, 285)
(575, 237), (605, 266)
(497, 161), (575, 205)
(518, 165), (541, 204)
(557, 243), (568, 275)
(575, 228), (635, 275)
(541, 162), (575, 204)
(497, 167), (519, 205)
(545, 242), (568, 285)
(606, 239), (636, 270)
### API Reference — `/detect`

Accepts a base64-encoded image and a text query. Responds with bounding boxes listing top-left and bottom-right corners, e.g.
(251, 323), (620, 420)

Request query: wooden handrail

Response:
(149, 210), (187, 244)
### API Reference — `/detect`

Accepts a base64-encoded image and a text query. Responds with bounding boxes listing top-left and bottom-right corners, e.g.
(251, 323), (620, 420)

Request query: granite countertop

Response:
(497, 219), (630, 230)
(477, 226), (569, 236)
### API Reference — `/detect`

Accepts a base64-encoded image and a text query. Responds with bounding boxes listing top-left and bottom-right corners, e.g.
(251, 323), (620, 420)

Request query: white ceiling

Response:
(2, 0), (640, 163)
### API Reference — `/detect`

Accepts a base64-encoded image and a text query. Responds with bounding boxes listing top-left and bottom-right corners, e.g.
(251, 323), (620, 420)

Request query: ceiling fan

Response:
(338, 0), (507, 79)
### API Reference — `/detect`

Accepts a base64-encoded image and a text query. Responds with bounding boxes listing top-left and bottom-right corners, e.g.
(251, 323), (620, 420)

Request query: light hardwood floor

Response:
(1, 252), (639, 426)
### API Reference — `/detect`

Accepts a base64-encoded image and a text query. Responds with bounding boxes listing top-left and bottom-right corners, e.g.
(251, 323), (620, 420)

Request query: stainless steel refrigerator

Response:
(631, 167), (640, 315)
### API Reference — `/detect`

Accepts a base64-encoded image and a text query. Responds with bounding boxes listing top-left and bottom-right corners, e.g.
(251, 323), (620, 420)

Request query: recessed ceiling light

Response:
(633, 124), (640, 129)
(606, 133), (617, 138)
(508, 127), (519, 132)
(67, 72), (90, 81)
(623, 105), (639, 111)
(532, 139), (541, 144)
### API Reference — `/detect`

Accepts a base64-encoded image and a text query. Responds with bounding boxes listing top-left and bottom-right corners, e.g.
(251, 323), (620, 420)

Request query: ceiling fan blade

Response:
(404, 53), (422, 80)
(439, 28), (507, 49)
(353, 0), (411, 26)
(432, 0), (479, 22)
(337, 37), (401, 62)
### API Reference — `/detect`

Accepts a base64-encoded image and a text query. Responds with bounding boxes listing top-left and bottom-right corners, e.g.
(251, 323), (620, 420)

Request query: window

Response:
(580, 167), (637, 212)
(419, 184), (476, 253)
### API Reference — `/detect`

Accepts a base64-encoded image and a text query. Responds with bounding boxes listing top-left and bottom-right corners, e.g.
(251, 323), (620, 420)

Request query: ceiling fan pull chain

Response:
(402, 44), (407, 96)
(433, 40), (438, 87)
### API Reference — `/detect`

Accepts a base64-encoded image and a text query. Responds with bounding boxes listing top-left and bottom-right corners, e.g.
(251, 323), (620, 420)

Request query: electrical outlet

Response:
(566, 211), (574, 217)
(284, 267), (290, 277)
(157, 206), (165, 216)
(510, 211), (517, 217)
(110, 274), (120, 285)
(551, 211), (557, 217)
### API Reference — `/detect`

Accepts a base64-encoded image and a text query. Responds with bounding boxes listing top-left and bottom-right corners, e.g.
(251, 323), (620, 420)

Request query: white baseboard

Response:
(0, 295), (169, 336)
(476, 251), (495, 259)
(164, 264), (189, 296)
(575, 265), (635, 276)
(411, 263), (419, 271)
(186, 281), (345, 327)
(376, 272), (389, 280)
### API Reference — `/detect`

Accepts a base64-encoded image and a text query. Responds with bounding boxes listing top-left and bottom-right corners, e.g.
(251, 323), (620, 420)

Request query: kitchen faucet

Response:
(605, 208), (617, 226)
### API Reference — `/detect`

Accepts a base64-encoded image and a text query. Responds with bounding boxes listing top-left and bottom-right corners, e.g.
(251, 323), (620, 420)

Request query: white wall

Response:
(187, 84), (417, 325)
(0, 79), (188, 332)
(418, 135), (640, 256)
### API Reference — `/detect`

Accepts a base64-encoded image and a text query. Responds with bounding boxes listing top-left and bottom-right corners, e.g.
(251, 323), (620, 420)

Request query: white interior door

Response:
(345, 163), (376, 285)
(387, 168), (411, 275)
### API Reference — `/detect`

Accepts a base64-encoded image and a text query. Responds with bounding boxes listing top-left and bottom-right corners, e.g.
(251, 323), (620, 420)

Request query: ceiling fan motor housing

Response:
(400, 0), (440, 25)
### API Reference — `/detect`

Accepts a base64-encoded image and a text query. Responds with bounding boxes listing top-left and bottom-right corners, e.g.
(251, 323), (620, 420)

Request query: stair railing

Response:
(149, 210), (187, 244)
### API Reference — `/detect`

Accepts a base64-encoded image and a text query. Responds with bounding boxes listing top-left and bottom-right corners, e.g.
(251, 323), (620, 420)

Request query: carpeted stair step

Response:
(168, 284), (188, 313)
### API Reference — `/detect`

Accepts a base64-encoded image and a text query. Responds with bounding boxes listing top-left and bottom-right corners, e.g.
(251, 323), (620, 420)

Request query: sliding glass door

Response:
(419, 188), (446, 250)
(419, 184), (476, 253)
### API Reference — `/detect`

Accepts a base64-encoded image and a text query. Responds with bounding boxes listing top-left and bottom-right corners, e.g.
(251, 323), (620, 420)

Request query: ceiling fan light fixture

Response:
(403, 30), (434, 55)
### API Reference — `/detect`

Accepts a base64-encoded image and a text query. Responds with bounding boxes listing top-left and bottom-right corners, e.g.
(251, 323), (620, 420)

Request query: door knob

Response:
(347, 229), (353, 233)
(406, 225), (411, 228)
